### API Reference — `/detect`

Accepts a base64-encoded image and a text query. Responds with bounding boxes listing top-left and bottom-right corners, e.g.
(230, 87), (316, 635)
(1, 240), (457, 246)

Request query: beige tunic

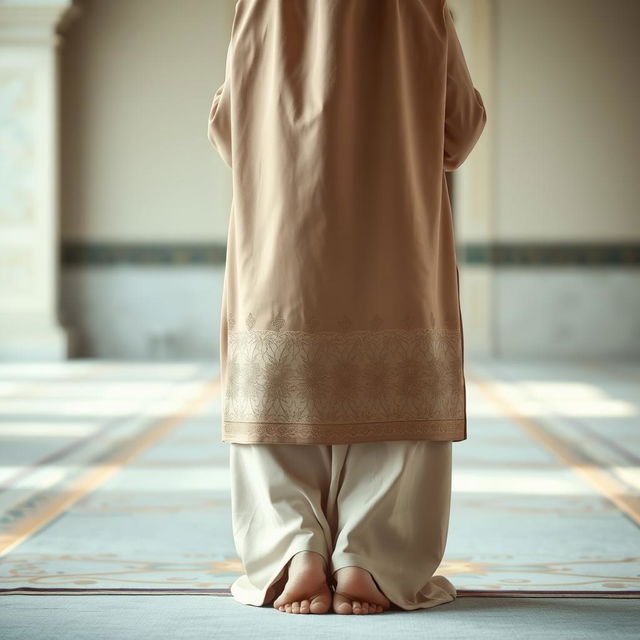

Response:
(207, 0), (486, 445)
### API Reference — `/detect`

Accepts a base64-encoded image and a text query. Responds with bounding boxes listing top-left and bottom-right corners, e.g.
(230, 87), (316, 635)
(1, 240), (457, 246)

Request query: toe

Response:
(285, 603), (292, 613)
(352, 600), (362, 614)
(308, 599), (331, 613)
(300, 599), (310, 614)
(333, 593), (352, 615)
(291, 601), (301, 614)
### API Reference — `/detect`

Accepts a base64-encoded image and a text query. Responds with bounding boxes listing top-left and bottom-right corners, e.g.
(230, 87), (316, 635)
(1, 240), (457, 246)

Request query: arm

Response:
(443, 3), (487, 172)
(207, 38), (233, 168)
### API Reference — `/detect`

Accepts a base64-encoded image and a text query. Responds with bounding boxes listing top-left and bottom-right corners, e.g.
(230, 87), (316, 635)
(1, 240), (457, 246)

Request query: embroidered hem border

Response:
(222, 419), (466, 444)
(223, 327), (466, 432)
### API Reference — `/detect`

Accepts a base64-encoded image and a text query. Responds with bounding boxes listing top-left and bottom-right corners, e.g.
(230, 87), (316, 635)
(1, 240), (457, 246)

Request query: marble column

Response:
(0, 0), (80, 360)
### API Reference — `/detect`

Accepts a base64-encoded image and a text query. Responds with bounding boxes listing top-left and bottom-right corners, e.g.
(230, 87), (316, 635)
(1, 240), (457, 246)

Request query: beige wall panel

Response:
(495, 0), (640, 241)
(60, 0), (234, 242)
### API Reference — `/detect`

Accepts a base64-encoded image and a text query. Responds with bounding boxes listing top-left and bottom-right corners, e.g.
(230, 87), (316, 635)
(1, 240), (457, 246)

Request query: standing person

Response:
(207, 0), (486, 615)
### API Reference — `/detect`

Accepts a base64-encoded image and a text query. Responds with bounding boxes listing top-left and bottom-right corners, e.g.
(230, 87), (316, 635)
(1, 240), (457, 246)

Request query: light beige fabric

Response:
(208, 0), (487, 445)
(229, 440), (456, 610)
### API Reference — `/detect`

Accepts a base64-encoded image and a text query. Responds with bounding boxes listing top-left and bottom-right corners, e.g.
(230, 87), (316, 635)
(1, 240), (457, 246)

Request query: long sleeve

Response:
(207, 38), (233, 168)
(443, 3), (487, 172)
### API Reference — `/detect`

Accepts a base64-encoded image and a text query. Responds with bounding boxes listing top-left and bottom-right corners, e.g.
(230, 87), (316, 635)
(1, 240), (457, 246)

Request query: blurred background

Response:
(1, 1), (639, 631)
(2, 0), (638, 363)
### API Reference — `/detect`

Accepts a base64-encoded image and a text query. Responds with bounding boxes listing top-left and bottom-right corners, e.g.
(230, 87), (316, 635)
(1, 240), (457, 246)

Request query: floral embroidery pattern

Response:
(223, 313), (465, 426)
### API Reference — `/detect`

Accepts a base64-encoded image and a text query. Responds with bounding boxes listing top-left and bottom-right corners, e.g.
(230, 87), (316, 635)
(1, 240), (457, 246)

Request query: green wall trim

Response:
(60, 241), (640, 267)
(460, 242), (640, 267)
(61, 242), (227, 266)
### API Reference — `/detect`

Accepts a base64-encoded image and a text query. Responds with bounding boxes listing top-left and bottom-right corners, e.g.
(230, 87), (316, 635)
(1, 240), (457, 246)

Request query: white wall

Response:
(495, 0), (640, 242)
(61, 266), (224, 359)
(59, 0), (234, 242)
(491, 0), (640, 358)
(56, 0), (640, 359)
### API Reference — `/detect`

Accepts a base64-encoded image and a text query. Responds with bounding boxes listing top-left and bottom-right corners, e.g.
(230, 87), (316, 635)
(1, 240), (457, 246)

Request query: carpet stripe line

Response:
(493, 367), (640, 486)
(468, 370), (640, 526)
(0, 378), (221, 558)
(0, 363), (150, 491)
(0, 367), (210, 493)
(0, 588), (638, 598)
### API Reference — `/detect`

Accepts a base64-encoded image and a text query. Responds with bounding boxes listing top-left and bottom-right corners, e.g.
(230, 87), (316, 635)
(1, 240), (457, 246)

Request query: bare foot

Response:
(333, 566), (391, 614)
(272, 551), (332, 614)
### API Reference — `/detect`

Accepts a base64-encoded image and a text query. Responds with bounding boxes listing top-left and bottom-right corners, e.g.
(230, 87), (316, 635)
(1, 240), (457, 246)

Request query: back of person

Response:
(209, 0), (485, 331)
(207, 0), (486, 615)
(209, 0), (485, 448)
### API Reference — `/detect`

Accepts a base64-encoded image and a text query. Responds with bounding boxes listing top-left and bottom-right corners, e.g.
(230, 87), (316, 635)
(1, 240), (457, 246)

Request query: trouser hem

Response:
(230, 540), (330, 608)
(331, 551), (457, 611)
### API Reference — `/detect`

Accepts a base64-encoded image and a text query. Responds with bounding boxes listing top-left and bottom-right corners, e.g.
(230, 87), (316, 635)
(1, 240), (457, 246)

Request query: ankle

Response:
(333, 565), (367, 579)
(290, 550), (328, 570)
